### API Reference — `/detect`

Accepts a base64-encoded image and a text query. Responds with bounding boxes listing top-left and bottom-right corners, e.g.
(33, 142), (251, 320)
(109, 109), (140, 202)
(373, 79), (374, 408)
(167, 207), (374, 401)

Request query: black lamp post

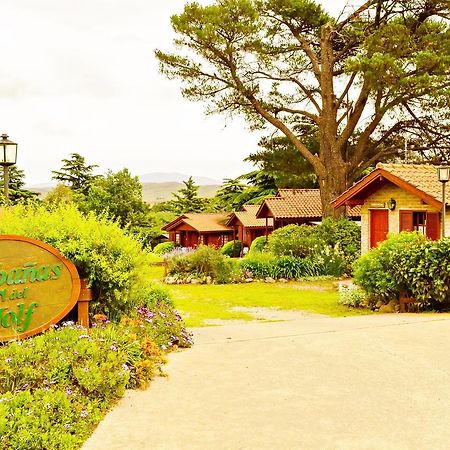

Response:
(437, 166), (450, 238)
(0, 134), (18, 205)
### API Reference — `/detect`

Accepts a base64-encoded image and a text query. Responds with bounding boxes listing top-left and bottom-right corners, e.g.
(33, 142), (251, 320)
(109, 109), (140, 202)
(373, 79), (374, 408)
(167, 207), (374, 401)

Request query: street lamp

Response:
(0, 134), (18, 205)
(437, 166), (450, 238)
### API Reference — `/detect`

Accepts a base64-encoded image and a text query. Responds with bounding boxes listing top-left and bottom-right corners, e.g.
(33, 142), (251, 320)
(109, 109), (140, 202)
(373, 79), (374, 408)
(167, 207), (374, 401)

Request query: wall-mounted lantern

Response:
(387, 198), (396, 211)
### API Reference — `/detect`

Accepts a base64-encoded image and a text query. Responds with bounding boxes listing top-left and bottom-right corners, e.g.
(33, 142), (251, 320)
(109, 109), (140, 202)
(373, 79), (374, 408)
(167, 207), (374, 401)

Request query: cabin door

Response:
(370, 210), (389, 248)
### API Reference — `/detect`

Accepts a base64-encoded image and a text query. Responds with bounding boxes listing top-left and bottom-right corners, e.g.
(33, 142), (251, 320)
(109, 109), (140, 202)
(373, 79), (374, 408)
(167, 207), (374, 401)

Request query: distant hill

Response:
(142, 182), (220, 203)
(26, 181), (220, 204)
(139, 172), (220, 185)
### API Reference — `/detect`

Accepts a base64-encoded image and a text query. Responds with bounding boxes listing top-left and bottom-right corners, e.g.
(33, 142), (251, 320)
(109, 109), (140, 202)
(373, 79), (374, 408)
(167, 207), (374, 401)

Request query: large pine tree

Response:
(156, 0), (450, 216)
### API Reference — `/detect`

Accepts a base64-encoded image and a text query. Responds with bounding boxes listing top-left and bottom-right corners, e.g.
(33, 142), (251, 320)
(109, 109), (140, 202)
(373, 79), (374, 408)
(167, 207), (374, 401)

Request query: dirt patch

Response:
(203, 306), (321, 326)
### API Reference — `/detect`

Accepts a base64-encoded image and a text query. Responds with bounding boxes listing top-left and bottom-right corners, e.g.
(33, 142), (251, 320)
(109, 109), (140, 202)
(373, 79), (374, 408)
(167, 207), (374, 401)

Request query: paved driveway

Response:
(83, 314), (450, 450)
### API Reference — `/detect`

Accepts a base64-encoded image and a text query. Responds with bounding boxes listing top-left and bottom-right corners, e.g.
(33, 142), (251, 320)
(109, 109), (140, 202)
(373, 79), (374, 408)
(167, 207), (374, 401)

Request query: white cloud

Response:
(0, 0), (355, 184)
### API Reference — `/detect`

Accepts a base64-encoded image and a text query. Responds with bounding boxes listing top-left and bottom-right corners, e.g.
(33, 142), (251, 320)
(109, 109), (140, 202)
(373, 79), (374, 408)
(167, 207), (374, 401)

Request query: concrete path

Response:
(83, 314), (450, 450)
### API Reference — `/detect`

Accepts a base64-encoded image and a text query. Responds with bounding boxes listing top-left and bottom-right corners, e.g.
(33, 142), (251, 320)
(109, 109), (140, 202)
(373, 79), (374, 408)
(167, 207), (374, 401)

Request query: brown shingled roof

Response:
(226, 205), (274, 228)
(258, 189), (360, 219)
(333, 163), (445, 209)
(377, 163), (443, 202)
(162, 213), (231, 232)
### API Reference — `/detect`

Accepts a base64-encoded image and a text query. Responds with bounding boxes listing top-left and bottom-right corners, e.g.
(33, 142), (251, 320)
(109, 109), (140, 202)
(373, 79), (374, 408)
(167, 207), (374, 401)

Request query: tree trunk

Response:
(317, 157), (348, 218)
(317, 23), (349, 218)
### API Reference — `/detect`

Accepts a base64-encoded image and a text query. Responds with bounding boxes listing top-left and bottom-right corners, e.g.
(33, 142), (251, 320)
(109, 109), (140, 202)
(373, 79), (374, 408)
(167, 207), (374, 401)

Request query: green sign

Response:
(0, 235), (81, 341)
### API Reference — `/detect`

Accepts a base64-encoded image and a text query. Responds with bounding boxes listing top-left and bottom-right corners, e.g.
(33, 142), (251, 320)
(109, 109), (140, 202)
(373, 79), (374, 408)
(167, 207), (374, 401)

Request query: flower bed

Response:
(0, 303), (192, 450)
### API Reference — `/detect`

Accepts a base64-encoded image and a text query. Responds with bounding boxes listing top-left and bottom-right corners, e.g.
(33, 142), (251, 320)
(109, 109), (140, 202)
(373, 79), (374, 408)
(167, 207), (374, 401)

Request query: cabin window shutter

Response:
(399, 211), (413, 232)
(426, 213), (440, 241)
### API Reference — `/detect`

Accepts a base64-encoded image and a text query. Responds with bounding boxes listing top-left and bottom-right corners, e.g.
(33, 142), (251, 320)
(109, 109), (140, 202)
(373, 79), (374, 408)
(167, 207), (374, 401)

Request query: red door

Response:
(370, 210), (389, 248)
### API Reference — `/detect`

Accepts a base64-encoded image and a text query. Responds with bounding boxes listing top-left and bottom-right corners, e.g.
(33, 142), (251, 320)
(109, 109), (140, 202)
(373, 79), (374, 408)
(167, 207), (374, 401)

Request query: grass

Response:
(149, 265), (371, 327)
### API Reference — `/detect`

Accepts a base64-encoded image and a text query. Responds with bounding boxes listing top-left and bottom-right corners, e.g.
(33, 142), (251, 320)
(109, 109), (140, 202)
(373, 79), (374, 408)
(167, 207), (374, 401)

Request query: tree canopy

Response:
(0, 166), (39, 205)
(52, 153), (98, 195)
(171, 176), (208, 213)
(156, 0), (450, 216)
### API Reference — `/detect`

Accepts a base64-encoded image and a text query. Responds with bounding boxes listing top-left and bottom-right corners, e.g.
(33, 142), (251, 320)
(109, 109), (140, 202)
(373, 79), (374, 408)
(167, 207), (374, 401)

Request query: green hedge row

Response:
(354, 232), (450, 306)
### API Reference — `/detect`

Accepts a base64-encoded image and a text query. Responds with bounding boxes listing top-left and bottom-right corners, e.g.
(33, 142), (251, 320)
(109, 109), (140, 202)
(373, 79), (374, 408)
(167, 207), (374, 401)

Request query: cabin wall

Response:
(360, 184), (448, 253)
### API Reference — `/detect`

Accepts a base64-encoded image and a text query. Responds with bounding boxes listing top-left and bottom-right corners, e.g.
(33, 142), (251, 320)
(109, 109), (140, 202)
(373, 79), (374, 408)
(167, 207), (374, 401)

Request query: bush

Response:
(0, 204), (162, 320)
(0, 304), (192, 450)
(153, 241), (175, 255)
(167, 245), (238, 283)
(353, 232), (427, 303)
(268, 224), (318, 257)
(221, 240), (242, 257)
(317, 218), (361, 268)
(267, 220), (360, 273)
(240, 253), (324, 279)
(248, 236), (268, 254)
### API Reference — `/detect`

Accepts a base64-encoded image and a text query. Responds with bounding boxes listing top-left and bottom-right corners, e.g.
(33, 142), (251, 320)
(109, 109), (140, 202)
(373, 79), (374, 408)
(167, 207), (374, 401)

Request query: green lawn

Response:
(150, 265), (371, 327)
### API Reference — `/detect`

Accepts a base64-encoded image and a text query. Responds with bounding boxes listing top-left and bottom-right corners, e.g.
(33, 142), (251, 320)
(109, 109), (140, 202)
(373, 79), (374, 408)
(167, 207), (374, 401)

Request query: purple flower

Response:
(109, 345), (118, 352)
(80, 410), (88, 418)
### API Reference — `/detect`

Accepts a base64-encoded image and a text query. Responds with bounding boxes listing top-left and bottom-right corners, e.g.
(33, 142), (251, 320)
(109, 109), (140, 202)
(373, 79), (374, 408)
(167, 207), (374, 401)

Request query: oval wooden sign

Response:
(0, 235), (81, 341)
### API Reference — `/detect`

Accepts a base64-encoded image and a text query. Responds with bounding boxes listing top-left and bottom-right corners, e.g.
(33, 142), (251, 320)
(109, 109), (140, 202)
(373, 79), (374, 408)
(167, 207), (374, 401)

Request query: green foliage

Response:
(52, 153), (98, 195)
(221, 240), (242, 257)
(353, 232), (428, 303)
(338, 284), (367, 308)
(156, 0), (450, 214)
(43, 184), (84, 207)
(213, 178), (246, 211)
(248, 236), (268, 254)
(246, 134), (318, 189)
(318, 218), (361, 267)
(0, 304), (192, 450)
(240, 253), (324, 279)
(0, 166), (39, 206)
(268, 224), (318, 258)
(171, 176), (208, 214)
(167, 245), (237, 283)
(0, 204), (162, 319)
(268, 220), (359, 273)
(84, 168), (149, 229)
(153, 241), (175, 255)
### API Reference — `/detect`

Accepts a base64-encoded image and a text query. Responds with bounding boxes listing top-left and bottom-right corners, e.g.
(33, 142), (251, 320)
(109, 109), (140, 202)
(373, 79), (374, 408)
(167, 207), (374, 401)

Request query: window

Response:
(222, 234), (229, 245)
(412, 212), (426, 234)
(399, 211), (440, 240)
(175, 233), (181, 244)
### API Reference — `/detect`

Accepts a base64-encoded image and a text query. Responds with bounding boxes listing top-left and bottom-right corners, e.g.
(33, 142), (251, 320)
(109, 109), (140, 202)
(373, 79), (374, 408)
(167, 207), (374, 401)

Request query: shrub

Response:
(267, 219), (360, 273)
(353, 232), (428, 303)
(167, 245), (237, 283)
(0, 204), (161, 320)
(268, 224), (318, 257)
(240, 253), (324, 279)
(153, 241), (175, 255)
(317, 218), (361, 268)
(240, 253), (276, 278)
(248, 236), (268, 254)
(0, 303), (192, 450)
(221, 240), (242, 257)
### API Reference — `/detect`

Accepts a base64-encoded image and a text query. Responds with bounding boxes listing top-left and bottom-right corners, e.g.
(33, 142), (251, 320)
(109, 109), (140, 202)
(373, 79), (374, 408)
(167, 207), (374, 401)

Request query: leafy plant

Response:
(248, 236), (268, 254)
(353, 232), (429, 303)
(153, 241), (175, 255)
(0, 302), (192, 450)
(0, 204), (162, 319)
(221, 240), (242, 257)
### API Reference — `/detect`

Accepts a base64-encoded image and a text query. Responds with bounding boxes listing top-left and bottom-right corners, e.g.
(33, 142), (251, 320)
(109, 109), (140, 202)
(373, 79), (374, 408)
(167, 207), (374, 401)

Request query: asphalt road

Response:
(83, 314), (450, 450)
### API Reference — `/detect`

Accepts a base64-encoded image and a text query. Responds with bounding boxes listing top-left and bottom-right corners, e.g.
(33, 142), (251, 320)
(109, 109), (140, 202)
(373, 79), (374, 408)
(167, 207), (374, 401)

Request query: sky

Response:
(1, 0), (355, 185)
